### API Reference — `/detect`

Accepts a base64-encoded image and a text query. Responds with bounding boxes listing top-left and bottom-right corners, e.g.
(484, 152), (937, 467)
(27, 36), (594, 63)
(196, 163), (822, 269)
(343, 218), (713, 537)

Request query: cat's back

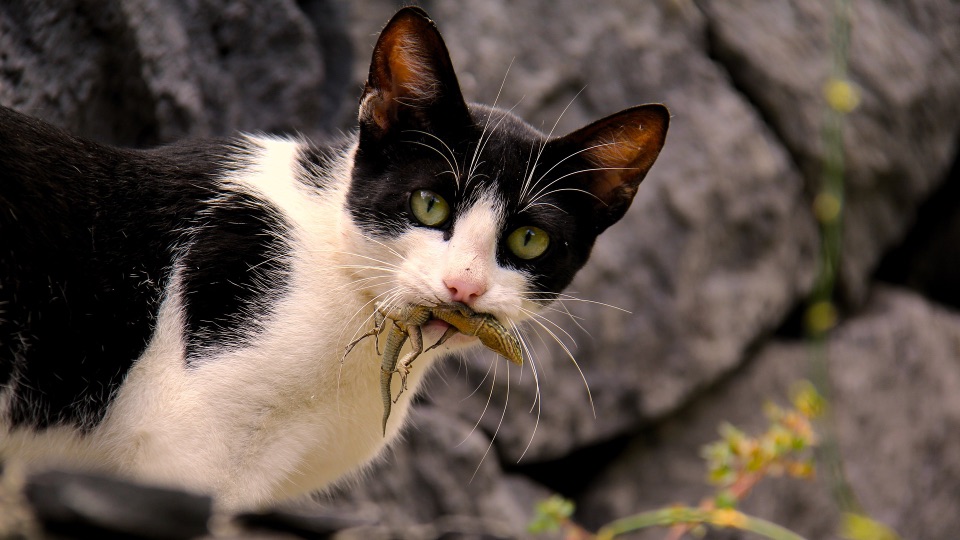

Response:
(0, 105), (245, 431)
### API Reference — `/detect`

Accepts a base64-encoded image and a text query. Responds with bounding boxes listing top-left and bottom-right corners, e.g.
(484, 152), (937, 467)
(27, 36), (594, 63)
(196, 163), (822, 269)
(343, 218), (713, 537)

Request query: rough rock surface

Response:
(318, 406), (556, 538)
(697, 0), (960, 305)
(579, 287), (960, 539)
(2, 1), (960, 539)
(0, 0), (350, 146)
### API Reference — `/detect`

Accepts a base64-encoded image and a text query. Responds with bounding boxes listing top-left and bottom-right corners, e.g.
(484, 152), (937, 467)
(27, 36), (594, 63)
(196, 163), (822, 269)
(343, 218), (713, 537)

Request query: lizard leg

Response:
(424, 326), (459, 354)
(344, 307), (391, 362)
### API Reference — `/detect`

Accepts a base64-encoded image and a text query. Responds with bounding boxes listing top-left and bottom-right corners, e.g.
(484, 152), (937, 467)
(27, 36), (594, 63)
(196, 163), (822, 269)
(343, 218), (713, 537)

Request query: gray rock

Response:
(318, 405), (556, 539)
(0, 0), (350, 145)
(580, 287), (960, 539)
(696, 0), (960, 304)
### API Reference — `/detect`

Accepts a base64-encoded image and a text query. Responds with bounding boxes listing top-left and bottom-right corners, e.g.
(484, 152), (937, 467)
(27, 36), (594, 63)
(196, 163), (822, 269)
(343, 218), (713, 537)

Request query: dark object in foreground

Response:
(24, 470), (212, 539)
(12, 468), (371, 539)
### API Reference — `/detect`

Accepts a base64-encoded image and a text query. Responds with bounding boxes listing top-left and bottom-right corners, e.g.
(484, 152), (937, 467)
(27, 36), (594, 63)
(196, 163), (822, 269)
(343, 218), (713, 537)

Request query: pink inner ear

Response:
(578, 110), (668, 205)
(361, 8), (465, 135)
(386, 37), (440, 102)
(364, 32), (439, 131)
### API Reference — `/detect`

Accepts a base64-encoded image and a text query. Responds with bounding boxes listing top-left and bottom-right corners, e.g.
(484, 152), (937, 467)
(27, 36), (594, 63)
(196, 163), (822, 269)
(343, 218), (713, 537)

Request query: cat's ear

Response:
(556, 104), (669, 232)
(359, 7), (469, 138)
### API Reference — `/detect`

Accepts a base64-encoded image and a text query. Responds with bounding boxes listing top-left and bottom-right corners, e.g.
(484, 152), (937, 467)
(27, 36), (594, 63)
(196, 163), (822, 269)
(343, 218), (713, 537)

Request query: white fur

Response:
(0, 135), (538, 510)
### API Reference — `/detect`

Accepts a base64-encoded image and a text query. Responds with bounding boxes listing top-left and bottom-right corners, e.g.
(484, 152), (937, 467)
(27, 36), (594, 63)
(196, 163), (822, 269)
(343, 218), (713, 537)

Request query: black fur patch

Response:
(179, 191), (290, 362)
(297, 139), (342, 191)
(0, 106), (231, 430)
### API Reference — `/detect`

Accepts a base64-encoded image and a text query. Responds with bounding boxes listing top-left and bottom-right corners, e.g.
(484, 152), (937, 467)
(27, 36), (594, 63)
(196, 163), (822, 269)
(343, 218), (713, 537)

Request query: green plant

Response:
(529, 383), (823, 540)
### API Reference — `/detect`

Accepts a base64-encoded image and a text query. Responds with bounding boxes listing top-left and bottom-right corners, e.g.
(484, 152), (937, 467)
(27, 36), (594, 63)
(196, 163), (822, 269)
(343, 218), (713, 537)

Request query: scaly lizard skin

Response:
(430, 304), (522, 366)
(344, 302), (523, 435)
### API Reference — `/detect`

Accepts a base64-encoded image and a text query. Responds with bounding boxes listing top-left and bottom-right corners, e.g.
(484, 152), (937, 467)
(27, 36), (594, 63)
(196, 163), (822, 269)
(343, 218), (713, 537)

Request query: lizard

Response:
(344, 302), (523, 435)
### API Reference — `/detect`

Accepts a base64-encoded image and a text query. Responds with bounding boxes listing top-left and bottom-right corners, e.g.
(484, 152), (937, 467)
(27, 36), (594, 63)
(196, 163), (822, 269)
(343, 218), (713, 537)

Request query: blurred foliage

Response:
(529, 384), (822, 539)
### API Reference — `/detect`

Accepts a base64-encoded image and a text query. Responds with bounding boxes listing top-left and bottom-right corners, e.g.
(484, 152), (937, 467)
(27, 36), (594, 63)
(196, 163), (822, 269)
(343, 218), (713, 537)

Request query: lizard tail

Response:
(381, 370), (391, 436)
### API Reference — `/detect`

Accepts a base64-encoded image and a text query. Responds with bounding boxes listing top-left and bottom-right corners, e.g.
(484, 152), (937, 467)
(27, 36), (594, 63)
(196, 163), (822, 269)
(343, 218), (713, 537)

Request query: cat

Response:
(0, 7), (667, 509)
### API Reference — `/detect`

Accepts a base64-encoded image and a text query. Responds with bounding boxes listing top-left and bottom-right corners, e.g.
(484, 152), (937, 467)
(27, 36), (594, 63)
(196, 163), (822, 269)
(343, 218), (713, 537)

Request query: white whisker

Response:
(522, 165), (632, 213)
(518, 86), (585, 203)
(524, 313), (596, 419)
(470, 358), (509, 483)
(525, 141), (617, 201)
(460, 354), (496, 403)
(466, 59), (514, 187)
(519, 306), (578, 349)
(466, 98), (525, 188)
(456, 355), (497, 448)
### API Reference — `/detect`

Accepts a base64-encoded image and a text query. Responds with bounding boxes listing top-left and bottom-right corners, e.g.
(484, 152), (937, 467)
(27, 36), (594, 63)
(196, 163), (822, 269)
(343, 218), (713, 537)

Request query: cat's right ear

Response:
(555, 104), (670, 233)
(359, 7), (470, 139)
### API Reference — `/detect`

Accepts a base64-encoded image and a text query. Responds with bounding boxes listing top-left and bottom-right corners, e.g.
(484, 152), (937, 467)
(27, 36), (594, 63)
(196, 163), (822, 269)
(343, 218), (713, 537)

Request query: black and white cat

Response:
(0, 8), (667, 509)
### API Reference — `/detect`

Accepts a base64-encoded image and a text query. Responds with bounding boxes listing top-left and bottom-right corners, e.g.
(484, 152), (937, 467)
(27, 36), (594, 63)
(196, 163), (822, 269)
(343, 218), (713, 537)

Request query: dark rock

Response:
(877, 150), (960, 310)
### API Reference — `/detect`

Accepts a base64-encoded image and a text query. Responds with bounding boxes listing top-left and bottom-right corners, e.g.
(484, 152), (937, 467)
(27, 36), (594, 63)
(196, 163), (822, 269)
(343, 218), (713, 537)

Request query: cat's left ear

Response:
(359, 7), (470, 138)
(556, 104), (670, 232)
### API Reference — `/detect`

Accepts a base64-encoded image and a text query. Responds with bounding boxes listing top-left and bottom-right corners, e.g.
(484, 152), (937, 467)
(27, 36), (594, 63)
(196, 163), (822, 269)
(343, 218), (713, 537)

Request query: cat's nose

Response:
(444, 277), (486, 305)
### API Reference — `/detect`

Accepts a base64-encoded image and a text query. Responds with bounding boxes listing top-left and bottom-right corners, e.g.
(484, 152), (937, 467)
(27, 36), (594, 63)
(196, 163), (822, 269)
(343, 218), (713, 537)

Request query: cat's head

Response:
(344, 7), (667, 331)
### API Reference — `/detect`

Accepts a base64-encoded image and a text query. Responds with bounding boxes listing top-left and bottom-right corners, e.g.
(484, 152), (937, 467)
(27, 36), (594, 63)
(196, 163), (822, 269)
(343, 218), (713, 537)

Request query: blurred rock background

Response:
(1, 0), (958, 538)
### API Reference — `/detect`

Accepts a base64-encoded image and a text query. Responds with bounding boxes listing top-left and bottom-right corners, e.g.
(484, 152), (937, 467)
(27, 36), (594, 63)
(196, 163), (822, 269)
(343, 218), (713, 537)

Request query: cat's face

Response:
(344, 7), (668, 336)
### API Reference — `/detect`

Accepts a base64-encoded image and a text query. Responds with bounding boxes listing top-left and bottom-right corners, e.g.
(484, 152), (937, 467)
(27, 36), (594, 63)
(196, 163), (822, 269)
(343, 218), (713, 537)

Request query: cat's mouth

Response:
(424, 319), (451, 330)
(419, 304), (523, 366)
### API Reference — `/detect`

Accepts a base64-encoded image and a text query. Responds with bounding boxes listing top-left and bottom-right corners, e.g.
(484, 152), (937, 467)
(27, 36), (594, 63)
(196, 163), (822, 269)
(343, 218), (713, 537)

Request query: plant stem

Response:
(597, 507), (808, 540)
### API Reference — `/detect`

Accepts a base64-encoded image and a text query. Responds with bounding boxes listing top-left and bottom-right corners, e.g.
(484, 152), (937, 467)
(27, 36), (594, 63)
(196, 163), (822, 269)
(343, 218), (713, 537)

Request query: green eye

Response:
(507, 226), (550, 260)
(410, 190), (450, 227)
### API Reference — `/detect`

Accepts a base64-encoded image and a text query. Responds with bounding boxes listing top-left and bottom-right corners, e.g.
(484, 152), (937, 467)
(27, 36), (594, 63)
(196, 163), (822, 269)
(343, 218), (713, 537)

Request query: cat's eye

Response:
(410, 190), (450, 227)
(507, 226), (550, 260)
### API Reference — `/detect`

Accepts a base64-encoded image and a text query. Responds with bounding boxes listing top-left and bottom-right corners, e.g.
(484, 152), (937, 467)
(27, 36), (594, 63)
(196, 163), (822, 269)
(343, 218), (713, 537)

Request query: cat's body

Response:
(0, 8), (667, 509)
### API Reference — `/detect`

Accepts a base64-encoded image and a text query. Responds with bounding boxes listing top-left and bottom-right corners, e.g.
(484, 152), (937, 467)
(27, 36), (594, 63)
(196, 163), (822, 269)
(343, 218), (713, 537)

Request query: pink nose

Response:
(444, 277), (486, 305)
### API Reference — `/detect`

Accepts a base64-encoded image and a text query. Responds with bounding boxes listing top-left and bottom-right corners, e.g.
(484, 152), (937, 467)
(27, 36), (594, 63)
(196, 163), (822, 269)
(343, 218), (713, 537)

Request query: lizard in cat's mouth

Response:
(345, 301), (522, 434)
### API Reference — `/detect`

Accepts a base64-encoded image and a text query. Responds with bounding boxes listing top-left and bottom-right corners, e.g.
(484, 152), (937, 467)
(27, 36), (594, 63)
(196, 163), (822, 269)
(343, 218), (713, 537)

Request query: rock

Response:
(579, 287), (960, 539)
(319, 405), (556, 539)
(0, 0), (351, 145)
(415, 0), (818, 462)
(696, 0), (960, 304)
(877, 154), (960, 310)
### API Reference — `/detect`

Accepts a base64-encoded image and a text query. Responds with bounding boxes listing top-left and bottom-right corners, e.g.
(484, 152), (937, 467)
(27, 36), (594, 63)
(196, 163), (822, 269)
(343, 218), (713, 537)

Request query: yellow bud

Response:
(710, 508), (748, 529)
(806, 301), (838, 335)
(825, 78), (861, 113)
(813, 192), (842, 223)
